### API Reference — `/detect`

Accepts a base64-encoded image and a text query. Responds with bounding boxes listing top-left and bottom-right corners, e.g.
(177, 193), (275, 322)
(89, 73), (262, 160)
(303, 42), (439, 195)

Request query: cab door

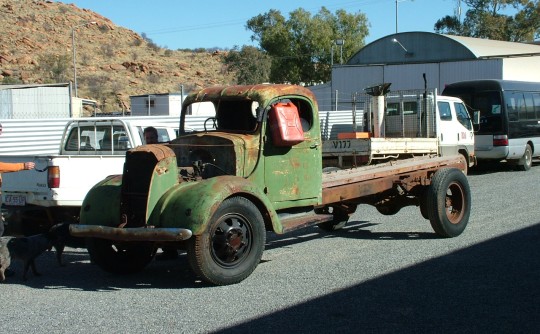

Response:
(263, 98), (322, 209)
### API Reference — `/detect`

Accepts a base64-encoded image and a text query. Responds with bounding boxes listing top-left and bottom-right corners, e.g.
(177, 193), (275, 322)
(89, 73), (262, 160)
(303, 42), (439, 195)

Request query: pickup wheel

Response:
(187, 197), (265, 285)
(426, 168), (471, 237)
(86, 238), (156, 274)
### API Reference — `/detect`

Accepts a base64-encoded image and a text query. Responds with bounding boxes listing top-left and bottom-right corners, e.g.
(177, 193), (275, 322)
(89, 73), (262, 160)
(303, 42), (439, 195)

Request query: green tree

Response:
(246, 7), (369, 84)
(435, 0), (540, 42)
(223, 45), (272, 84)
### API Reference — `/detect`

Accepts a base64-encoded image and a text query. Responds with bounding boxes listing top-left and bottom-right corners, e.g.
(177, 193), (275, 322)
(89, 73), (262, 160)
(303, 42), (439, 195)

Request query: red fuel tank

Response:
(269, 102), (305, 146)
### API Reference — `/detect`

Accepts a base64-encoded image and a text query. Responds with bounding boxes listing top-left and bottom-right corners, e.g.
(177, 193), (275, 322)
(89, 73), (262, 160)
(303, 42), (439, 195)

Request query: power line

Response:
(143, 0), (391, 37)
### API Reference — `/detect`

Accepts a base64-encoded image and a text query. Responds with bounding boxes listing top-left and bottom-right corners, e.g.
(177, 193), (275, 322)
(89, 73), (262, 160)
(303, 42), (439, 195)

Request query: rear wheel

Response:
(426, 168), (471, 237)
(317, 205), (356, 231)
(419, 190), (429, 220)
(86, 238), (156, 274)
(187, 197), (265, 285)
(516, 144), (533, 171)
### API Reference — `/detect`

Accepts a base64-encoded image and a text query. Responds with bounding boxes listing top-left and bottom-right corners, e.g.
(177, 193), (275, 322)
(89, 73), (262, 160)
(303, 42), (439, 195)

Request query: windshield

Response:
(181, 100), (259, 133)
(448, 90), (503, 134)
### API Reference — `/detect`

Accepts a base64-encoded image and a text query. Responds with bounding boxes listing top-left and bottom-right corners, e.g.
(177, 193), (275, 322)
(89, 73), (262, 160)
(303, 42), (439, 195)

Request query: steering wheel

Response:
(204, 117), (217, 131)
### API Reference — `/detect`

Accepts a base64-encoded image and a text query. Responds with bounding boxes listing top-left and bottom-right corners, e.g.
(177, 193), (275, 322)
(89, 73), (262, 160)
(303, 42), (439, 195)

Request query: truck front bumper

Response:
(70, 225), (193, 241)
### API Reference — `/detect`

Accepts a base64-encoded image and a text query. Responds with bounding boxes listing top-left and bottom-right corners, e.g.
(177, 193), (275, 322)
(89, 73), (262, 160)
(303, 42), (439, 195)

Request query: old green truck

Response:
(71, 84), (471, 285)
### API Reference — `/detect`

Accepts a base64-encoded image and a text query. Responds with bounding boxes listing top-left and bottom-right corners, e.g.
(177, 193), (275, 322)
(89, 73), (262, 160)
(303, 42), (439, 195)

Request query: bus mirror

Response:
(472, 110), (480, 131)
(472, 110), (480, 125)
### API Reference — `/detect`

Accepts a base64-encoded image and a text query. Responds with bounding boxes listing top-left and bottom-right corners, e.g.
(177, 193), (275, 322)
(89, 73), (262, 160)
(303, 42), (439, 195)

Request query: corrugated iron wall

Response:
(0, 118), (71, 155)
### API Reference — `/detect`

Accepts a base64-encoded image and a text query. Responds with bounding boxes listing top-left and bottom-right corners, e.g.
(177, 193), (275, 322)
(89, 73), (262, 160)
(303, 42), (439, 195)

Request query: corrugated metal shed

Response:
(130, 93), (184, 116)
(348, 32), (540, 65)
(0, 83), (72, 119)
(312, 32), (540, 109)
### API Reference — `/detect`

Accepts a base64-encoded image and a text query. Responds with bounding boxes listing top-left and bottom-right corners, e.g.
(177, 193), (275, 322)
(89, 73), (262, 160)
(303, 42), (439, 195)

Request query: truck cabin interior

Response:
(215, 100), (258, 132)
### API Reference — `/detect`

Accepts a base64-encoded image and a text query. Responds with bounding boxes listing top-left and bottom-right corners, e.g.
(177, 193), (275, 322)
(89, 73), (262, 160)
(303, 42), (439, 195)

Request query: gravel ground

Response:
(1, 161), (539, 333)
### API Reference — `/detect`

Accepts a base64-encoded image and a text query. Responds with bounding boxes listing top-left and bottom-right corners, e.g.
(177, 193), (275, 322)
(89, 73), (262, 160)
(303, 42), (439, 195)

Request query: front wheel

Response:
(86, 238), (156, 274)
(426, 168), (471, 237)
(187, 197), (265, 285)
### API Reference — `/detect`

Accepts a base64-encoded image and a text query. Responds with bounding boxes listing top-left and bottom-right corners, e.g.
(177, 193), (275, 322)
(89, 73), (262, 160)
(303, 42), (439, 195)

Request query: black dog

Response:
(1, 231), (56, 281)
(48, 222), (86, 266)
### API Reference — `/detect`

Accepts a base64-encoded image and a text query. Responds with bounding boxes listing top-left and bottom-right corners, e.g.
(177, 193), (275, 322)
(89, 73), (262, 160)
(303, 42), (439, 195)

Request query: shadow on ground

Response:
(215, 222), (540, 334)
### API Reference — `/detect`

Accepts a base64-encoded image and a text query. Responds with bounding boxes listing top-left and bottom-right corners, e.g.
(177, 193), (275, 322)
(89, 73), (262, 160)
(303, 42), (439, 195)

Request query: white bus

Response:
(443, 80), (540, 171)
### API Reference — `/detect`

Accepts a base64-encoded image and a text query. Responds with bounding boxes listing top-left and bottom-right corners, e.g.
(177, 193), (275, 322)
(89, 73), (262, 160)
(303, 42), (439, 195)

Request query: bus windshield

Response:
(451, 90), (503, 134)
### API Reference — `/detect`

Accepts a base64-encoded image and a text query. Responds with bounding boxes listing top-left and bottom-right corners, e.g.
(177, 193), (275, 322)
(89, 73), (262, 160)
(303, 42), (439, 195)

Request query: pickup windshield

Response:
(64, 124), (129, 153)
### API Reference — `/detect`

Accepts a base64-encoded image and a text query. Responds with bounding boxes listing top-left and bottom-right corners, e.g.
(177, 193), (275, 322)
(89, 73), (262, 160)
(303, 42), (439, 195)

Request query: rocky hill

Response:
(0, 0), (235, 113)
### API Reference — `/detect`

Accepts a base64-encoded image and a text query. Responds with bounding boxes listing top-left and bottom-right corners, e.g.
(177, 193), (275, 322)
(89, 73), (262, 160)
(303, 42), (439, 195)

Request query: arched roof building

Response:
(313, 32), (540, 111)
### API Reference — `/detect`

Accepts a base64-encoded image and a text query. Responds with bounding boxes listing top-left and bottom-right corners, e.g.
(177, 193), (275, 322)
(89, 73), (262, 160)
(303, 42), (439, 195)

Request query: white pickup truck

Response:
(1, 118), (178, 235)
(322, 88), (477, 172)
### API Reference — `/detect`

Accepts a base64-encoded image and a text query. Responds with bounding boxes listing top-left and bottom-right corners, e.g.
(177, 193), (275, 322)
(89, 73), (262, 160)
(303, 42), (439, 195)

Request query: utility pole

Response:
(71, 21), (96, 97)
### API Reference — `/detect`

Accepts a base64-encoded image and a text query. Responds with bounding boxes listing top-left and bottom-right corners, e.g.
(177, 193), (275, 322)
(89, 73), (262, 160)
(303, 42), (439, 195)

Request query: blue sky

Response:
(63, 0), (460, 49)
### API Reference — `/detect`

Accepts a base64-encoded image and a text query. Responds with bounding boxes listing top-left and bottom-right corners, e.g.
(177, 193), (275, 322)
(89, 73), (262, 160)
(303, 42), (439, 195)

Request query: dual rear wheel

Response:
(422, 167), (471, 237)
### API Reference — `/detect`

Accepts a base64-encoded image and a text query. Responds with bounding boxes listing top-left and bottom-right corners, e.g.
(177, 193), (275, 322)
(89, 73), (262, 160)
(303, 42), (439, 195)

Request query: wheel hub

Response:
(212, 218), (250, 265)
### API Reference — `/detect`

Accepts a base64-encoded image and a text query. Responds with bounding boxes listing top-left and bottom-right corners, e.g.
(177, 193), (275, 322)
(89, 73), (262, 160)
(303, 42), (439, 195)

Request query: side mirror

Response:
(472, 110), (480, 125)
(472, 110), (480, 131)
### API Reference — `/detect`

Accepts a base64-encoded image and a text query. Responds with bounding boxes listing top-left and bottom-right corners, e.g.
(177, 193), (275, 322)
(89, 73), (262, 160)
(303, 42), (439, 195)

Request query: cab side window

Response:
(438, 101), (452, 121)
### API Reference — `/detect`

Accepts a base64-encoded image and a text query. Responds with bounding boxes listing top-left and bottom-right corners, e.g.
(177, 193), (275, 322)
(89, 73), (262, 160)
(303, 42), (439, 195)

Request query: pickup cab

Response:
(1, 118), (177, 235)
(71, 84), (472, 286)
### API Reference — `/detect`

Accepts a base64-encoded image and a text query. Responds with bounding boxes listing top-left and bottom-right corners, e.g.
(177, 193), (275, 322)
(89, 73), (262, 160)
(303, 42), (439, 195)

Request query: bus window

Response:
(386, 102), (399, 116)
(403, 101), (417, 114)
(533, 93), (540, 119)
(524, 92), (536, 120)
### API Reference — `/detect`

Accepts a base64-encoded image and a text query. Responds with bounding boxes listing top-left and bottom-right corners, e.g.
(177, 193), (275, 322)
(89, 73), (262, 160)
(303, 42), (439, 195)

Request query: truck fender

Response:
(151, 175), (280, 235)
(79, 174), (123, 227)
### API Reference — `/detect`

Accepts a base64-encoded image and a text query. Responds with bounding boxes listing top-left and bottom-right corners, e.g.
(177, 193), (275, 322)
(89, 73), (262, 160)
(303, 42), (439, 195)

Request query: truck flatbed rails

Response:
(322, 154), (465, 205)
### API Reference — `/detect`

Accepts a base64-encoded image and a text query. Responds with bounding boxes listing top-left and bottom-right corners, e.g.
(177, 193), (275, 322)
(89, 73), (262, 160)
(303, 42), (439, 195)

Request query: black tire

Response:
(517, 144), (532, 171)
(419, 189), (429, 220)
(427, 168), (471, 237)
(86, 238), (156, 274)
(317, 212), (348, 231)
(317, 205), (356, 231)
(187, 197), (265, 285)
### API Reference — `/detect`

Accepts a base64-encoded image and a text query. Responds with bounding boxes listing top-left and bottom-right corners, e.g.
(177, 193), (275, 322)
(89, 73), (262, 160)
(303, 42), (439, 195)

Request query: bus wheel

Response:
(427, 168), (471, 237)
(517, 144), (532, 171)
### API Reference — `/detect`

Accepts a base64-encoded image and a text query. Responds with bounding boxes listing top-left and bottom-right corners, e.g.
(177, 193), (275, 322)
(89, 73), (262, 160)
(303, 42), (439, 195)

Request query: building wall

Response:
(0, 86), (71, 119)
(316, 58), (525, 109)
(130, 94), (183, 116)
(502, 57), (540, 81)
(439, 59), (503, 88)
